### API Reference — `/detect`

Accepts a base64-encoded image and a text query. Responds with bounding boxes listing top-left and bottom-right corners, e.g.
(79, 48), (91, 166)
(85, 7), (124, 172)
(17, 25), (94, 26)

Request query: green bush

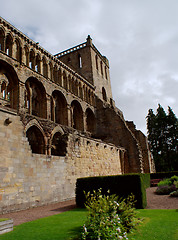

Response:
(170, 190), (178, 197)
(81, 189), (140, 240)
(76, 174), (149, 209)
(155, 185), (176, 195)
(157, 179), (172, 187)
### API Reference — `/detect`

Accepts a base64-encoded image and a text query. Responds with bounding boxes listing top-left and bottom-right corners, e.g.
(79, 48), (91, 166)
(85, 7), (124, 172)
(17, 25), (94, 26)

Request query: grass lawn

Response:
(0, 209), (177, 240)
(129, 209), (178, 240)
(0, 209), (87, 240)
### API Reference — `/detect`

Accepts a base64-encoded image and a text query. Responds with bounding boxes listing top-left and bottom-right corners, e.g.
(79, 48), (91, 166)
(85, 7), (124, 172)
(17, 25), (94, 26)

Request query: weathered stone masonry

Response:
(0, 17), (154, 213)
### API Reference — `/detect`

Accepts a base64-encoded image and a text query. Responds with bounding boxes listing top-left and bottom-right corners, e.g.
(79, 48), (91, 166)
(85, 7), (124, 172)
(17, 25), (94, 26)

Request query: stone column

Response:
(46, 95), (51, 120)
(83, 111), (87, 132)
(67, 105), (72, 127)
(18, 82), (25, 113)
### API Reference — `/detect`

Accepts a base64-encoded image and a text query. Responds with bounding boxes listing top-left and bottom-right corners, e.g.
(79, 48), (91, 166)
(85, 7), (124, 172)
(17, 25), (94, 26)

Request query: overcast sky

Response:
(1, 0), (178, 134)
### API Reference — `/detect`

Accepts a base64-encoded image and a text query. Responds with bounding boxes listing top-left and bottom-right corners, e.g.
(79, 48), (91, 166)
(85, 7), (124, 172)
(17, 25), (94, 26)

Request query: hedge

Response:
(76, 174), (150, 209)
(150, 171), (178, 180)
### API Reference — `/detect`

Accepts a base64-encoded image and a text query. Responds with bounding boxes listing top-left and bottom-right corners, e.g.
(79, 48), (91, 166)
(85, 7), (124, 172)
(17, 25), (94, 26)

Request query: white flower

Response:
(116, 227), (121, 232)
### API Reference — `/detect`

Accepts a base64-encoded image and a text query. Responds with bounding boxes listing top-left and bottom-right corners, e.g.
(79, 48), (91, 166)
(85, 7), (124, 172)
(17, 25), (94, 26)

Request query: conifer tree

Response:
(147, 105), (178, 172)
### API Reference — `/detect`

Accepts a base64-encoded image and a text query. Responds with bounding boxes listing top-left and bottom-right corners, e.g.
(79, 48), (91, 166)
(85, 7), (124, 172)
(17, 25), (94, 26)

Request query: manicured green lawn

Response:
(0, 209), (87, 240)
(129, 209), (178, 240)
(0, 209), (177, 240)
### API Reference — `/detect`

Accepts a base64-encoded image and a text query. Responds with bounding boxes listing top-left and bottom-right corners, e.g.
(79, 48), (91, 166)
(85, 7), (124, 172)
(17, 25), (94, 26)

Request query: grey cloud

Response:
(0, 0), (178, 134)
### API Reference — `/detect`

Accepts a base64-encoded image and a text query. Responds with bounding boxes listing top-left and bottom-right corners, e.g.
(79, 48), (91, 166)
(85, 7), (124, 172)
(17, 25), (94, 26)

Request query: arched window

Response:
(102, 87), (107, 101)
(95, 55), (98, 70)
(26, 126), (45, 154)
(51, 90), (68, 125)
(5, 34), (13, 56)
(35, 54), (41, 73)
(51, 132), (67, 156)
(100, 61), (103, 76)
(0, 28), (5, 51)
(105, 66), (108, 80)
(29, 49), (35, 70)
(42, 57), (48, 78)
(14, 38), (21, 62)
(71, 100), (84, 131)
(0, 60), (19, 109)
(25, 77), (47, 118)
(24, 45), (29, 66)
(86, 108), (96, 134)
(53, 65), (58, 83)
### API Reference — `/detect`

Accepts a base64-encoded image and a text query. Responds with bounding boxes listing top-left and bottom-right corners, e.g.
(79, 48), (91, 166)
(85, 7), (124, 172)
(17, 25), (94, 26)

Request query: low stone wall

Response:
(0, 219), (13, 235)
(0, 109), (123, 213)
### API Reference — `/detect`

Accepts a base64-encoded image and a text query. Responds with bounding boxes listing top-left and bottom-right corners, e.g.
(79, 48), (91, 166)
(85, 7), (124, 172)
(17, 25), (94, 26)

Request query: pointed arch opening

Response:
(25, 77), (47, 118)
(102, 87), (107, 101)
(29, 49), (35, 70)
(0, 60), (19, 109)
(71, 100), (84, 131)
(86, 108), (96, 134)
(0, 28), (5, 51)
(26, 125), (45, 154)
(51, 132), (67, 156)
(14, 38), (22, 63)
(51, 90), (68, 125)
(35, 54), (41, 73)
(42, 57), (48, 78)
(5, 34), (13, 56)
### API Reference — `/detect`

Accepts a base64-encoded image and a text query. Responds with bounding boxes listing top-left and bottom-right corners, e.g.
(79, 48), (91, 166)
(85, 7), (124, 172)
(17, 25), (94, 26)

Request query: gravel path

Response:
(0, 188), (177, 226)
(146, 187), (178, 209)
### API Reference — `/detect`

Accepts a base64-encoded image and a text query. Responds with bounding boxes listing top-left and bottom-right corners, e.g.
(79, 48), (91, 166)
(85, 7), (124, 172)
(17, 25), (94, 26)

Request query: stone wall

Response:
(0, 108), (123, 214)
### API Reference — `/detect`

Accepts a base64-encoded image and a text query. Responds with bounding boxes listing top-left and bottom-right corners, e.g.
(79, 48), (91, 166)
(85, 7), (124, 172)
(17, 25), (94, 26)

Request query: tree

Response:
(147, 105), (178, 172)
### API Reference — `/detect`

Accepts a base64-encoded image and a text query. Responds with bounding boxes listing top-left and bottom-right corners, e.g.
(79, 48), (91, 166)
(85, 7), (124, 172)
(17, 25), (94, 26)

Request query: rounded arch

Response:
(51, 90), (68, 125)
(0, 60), (19, 109)
(53, 64), (58, 83)
(42, 56), (48, 78)
(14, 37), (22, 62)
(5, 33), (13, 56)
(51, 131), (67, 156)
(25, 77), (47, 118)
(71, 100), (84, 131)
(29, 48), (35, 69)
(24, 45), (29, 66)
(102, 87), (107, 101)
(26, 125), (45, 154)
(85, 108), (96, 134)
(0, 27), (5, 51)
(35, 53), (41, 73)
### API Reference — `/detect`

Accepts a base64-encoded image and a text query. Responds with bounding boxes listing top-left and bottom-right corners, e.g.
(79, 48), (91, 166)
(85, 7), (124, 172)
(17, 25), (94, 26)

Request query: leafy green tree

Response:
(147, 105), (178, 172)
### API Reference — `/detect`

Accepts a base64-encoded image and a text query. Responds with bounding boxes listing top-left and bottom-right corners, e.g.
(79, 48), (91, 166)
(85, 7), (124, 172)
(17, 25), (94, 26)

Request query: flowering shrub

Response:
(81, 189), (140, 240)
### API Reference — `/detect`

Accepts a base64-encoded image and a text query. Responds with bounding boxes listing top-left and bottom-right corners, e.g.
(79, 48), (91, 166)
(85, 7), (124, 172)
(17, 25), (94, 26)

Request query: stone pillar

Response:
(46, 95), (51, 120)
(18, 82), (25, 113)
(83, 111), (87, 132)
(67, 105), (72, 127)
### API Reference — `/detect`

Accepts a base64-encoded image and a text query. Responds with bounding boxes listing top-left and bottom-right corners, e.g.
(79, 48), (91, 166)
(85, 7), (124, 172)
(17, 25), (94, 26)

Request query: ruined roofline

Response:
(0, 17), (95, 90)
(55, 35), (110, 68)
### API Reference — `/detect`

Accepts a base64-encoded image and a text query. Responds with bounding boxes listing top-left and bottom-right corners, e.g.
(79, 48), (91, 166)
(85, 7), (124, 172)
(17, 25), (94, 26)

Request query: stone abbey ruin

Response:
(0, 17), (155, 213)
